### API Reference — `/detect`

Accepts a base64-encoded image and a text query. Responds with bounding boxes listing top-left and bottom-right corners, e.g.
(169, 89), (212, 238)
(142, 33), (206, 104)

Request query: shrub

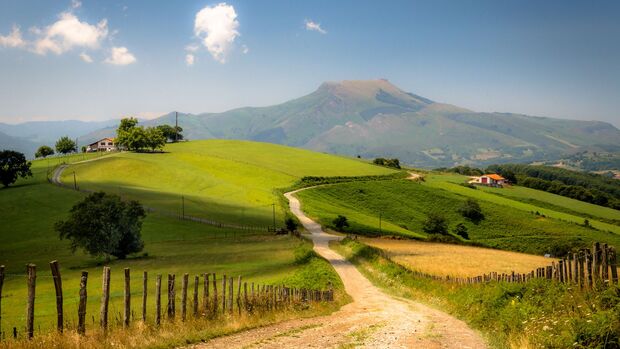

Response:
(332, 215), (350, 231)
(35, 145), (54, 158)
(453, 223), (469, 239)
(285, 217), (298, 232)
(458, 198), (484, 222)
(422, 213), (448, 235)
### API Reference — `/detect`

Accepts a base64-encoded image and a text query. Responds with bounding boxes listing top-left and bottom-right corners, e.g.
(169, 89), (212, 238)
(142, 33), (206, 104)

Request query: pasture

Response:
(59, 140), (396, 227)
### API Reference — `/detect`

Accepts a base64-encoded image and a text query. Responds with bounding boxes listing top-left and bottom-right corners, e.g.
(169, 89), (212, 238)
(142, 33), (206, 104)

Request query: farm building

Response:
(468, 173), (506, 187)
(86, 138), (117, 152)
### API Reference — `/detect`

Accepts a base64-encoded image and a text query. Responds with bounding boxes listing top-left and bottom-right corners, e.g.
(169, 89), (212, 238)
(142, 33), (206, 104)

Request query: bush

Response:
(422, 213), (448, 235)
(453, 223), (469, 239)
(293, 244), (317, 265)
(458, 198), (484, 223)
(373, 158), (401, 169)
(285, 217), (298, 232)
(35, 145), (54, 158)
(332, 215), (350, 231)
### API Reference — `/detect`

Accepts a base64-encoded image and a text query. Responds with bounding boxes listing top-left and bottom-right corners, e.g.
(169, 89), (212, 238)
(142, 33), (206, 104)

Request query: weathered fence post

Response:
(78, 271), (88, 335)
(0, 265), (4, 340)
(592, 242), (600, 286)
(236, 276), (242, 315)
(243, 282), (248, 312)
(181, 273), (188, 321)
(49, 261), (63, 333)
(156, 275), (162, 326)
(578, 252), (585, 288)
(193, 275), (199, 317)
(586, 250), (593, 288)
(142, 271), (148, 322)
(100, 266), (110, 332)
(558, 260), (564, 283)
(222, 275), (227, 313)
(212, 273), (218, 316)
(203, 273), (210, 315)
(26, 264), (36, 339)
(124, 268), (131, 327)
(609, 247), (618, 285)
(167, 274), (175, 319)
(602, 244), (609, 282)
(228, 277), (234, 314)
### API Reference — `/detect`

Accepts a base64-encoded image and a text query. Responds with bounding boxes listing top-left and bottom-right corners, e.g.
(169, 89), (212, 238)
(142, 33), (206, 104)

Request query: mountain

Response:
(0, 120), (118, 157)
(146, 79), (620, 168)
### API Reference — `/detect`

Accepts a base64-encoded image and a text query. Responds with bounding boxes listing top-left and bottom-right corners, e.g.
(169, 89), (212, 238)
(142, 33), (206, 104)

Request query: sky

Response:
(0, 0), (619, 126)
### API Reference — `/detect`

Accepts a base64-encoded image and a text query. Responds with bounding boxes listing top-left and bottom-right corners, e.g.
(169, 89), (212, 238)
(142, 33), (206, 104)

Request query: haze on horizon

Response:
(0, 0), (619, 126)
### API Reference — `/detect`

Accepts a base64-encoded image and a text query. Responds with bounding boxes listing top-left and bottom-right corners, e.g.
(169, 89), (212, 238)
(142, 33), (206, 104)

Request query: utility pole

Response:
(175, 111), (178, 143)
(272, 203), (276, 232)
(73, 171), (77, 190)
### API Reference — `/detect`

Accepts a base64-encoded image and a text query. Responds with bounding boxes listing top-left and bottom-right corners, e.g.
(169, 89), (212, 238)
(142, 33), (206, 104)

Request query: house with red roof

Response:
(468, 173), (506, 187)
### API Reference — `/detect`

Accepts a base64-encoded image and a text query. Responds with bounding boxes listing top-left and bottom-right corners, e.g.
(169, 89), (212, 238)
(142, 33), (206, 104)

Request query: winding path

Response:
(196, 189), (487, 348)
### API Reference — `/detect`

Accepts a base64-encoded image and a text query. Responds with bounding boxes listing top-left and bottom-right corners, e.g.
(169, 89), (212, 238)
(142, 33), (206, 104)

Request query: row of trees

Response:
(35, 136), (78, 158)
(116, 118), (182, 152)
(373, 158), (401, 169)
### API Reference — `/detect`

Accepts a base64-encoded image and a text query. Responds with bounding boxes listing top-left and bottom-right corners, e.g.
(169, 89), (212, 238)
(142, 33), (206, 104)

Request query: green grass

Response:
(0, 149), (344, 333)
(334, 238), (620, 349)
(296, 179), (620, 254)
(59, 140), (396, 227)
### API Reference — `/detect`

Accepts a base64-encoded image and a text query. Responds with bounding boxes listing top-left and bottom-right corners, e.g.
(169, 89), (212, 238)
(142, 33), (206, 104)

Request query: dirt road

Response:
(193, 189), (487, 348)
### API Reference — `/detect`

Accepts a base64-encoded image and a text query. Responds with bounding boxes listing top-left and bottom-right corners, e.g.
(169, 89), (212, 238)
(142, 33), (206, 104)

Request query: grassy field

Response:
(362, 238), (556, 277)
(334, 238), (620, 349)
(296, 178), (620, 254)
(0, 149), (344, 336)
(60, 140), (396, 227)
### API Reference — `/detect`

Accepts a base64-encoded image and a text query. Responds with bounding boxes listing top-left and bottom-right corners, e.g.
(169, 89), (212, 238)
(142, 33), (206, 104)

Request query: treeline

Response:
(116, 118), (183, 152)
(488, 164), (620, 209)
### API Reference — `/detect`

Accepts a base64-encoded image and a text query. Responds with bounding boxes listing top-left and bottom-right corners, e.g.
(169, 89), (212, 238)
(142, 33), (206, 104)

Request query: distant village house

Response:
(86, 138), (117, 152)
(468, 174), (506, 187)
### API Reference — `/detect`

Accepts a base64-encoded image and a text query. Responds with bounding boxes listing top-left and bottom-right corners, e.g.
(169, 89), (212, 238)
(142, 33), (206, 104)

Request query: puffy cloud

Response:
(79, 52), (93, 63)
(33, 12), (108, 55)
(305, 19), (327, 34)
(104, 46), (136, 65)
(0, 25), (26, 48)
(185, 53), (195, 66)
(194, 3), (239, 63)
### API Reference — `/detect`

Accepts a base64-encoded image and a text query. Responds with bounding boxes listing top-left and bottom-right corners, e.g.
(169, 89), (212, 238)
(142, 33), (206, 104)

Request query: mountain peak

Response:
(316, 79), (434, 107)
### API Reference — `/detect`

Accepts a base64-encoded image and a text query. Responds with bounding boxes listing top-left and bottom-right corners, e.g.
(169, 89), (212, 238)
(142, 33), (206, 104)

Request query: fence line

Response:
(381, 242), (618, 289)
(0, 262), (334, 341)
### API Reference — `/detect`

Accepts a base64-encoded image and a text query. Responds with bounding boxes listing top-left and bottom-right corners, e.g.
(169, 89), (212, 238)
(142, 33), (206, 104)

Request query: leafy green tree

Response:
(422, 213), (448, 235)
(0, 150), (32, 188)
(125, 127), (147, 151)
(332, 215), (349, 231)
(458, 198), (484, 222)
(453, 223), (469, 239)
(285, 217), (298, 232)
(145, 127), (166, 151)
(115, 117), (139, 149)
(55, 136), (77, 154)
(55, 192), (146, 262)
(156, 124), (183, 142)
(373, 158), (401, 169)
(35, 145), (54, 158)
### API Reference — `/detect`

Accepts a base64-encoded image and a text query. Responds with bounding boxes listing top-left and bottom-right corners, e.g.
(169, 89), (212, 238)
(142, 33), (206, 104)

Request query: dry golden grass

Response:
(362, 238), (556, 277)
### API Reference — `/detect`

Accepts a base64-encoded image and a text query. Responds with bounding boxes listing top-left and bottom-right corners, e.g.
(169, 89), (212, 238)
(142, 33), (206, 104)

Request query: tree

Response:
(332, 215), (349, 231)
(373, 158), (401, 169)
(453, 223), (469, 239)
(422, 213), (448, 235)
(458, 198), (484, 222)
(55, 136), (77, 154)
(144, 127), (166, 151)
(285, 217), (298, 232)
(125, 126), (147, 151)
(115, 117), (139, 149)
(0, 150), (32, 188)
(156, 124), (183, 142)
(35, 145), (54, 158)
(55, 192), (146, 261)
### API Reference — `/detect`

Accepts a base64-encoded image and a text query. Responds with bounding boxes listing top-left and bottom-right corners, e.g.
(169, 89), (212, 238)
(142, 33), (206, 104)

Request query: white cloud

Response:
(0, 25), (26, 48)
(33, 12), (108, 55)
(79, 52), (92, 63)
(305, 19), (327, 34)
(104, 46), (136, 65)
(194, 3), (239, 63)
(71, 0), (82, 9)
(241, 44), (249, 54)
(185, 53), (195, 66)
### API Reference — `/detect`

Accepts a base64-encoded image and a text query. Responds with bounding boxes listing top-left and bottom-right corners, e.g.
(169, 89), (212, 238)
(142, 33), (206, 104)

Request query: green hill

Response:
(60, 140), (397, 227)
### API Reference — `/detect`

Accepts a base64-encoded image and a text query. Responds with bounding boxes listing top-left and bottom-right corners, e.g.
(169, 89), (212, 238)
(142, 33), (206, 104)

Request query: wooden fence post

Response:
(558, 260), (564, 283)
(142, 271), (148, 322)
(586, 250), (593, 289)
(243, 282), (248, 312)
(49, 261), (63, 333)
(78, 271), (88, 335)
(602, 244), (609, 282)
(0, 265), (3, 340)
(167, 274), (175, 319)
(578, 252), (585, 288)
(124, 268), (131, 327)
(222, 275), (227, 313)
(212, 273), (218, 316)
(26, 264), (36, 339)
(181, 273), (188, 321)
(592, 242), (600, 285)
(228, 277), (234, 314)
(203, 273), (210, 315)
(236, 276), (242, 315)
(156, 275), (162, 326)
(609, 247), (618, 285)
(573, 253), (579, 285)
(100, 266), (110, 332)
(193, 275), (199, 317)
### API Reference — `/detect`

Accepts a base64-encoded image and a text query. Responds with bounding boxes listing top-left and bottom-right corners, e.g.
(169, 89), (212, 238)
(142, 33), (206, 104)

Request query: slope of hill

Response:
(60, 140), (397, 227)
(139, 80), (620, 168)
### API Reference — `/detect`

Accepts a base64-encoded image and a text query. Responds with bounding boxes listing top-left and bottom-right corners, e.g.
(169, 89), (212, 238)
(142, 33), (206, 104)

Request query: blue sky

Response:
(0, 0), (619, 125)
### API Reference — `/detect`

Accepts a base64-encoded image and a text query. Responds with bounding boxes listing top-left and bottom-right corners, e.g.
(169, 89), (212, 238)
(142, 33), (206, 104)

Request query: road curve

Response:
(195, 189), (487, 348)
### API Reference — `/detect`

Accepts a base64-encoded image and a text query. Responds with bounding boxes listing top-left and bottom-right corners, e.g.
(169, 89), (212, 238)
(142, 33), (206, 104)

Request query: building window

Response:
(108, 142), (113, 146)
(100, 142), (105, 146)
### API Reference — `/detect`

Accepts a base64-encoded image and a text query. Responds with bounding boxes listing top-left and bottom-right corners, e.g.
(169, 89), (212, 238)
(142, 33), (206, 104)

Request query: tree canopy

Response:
(35, 145), (54, 158)
(0, 150), (32, 188)
(156, 124), (183, 142)
(422, 213), (448, 235)
(373, 158), (401, 169)
(55, 192), (146, 261)
(116, 118), (166, 152)
(332, 215), (350, 231)
(55, 136), (77, 154)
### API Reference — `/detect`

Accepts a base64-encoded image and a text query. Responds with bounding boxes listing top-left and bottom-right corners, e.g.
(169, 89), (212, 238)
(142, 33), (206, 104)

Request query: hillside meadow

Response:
(59, 140), (396, 227)
(0, 148), (345, 336)
(296, 177), (620, 254)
